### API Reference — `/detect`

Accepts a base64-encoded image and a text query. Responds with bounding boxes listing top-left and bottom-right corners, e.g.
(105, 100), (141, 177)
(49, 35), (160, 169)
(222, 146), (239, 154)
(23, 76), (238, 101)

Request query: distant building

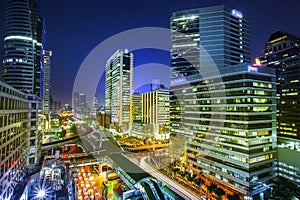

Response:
(73, 92), (87, 118)
(150, 79), (165, 91)
(131, 89), (170, 138)
(142, 89), (170, 126)
(105, 49), (133, 132)
(73, 92), (79, 115)
(63, 104), (72, 112)
(42, 50), (52, 116)
(170, 5), (276, 198)
(89, 95), (99, 119)
(54, 99), (62, 114)
(257, 29), (300, 185)
(132, 93), (142, 123)
(49, 95), (54, 114)
(98, 111), (111, 130)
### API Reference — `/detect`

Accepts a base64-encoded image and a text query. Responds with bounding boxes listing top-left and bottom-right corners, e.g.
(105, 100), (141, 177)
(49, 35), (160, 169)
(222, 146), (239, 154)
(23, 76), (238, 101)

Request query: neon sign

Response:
(232, 9), (243, 19)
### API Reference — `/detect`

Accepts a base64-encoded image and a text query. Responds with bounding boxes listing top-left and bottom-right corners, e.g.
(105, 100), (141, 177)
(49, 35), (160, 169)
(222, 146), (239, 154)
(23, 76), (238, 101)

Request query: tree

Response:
(215, 187), (225, 200)
(227, 193), (241, 200)
(187, 175), (194, 182)
(60, 129), (66, 138)
(208, 182), (217, 194)
(69, 124), (77, 135)
(194, 177), (202, 186)
(172, 167), (179, 174)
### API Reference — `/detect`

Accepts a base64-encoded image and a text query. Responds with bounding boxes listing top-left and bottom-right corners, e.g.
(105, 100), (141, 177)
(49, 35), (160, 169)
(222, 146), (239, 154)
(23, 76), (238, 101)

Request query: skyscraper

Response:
(170, 5), (277, 198)
(258, 30), (300, 141)
(2, 0), (45, 97)
(257, 30), (300, 185)
(1, 0), (44, 177)
(43, 50), (52, 115)
(54, 99), (62, 114)
(171, 5), (250, 77)
(73, 92), (87, 118)
(105, 49), (133, 132)
(90, 95), (99, 119)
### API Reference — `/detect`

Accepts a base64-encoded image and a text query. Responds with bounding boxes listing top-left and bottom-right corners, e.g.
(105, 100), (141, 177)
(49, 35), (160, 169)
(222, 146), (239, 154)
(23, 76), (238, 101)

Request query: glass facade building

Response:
(72, 92), (87, 119)
(42, 50), (52, 115)
(170, 5), (277, 197)
(105, 49), (133, 131)
(171, 5), (250, 78)
(258, 30), (300, 141)
(2, 0), (43, 172)
(2, 0), (45, 98)
(258, 30), (300, 185)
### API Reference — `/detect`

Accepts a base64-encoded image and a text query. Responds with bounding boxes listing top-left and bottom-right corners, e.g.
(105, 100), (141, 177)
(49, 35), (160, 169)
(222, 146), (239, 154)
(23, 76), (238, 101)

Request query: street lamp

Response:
(36, 189), (45, 198)
(34, 184), (51, 199)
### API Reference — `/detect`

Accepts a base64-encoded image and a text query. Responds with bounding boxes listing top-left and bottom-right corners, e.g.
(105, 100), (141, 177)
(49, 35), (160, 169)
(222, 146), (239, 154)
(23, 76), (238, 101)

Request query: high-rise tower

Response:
(170, 5), (277, 198)
(2, 0), (45, 97)
(43, 50), (51, 115)
(105, 49), (133, 132)
(257, 30), (300, 186)
(2, 0), (44, 174)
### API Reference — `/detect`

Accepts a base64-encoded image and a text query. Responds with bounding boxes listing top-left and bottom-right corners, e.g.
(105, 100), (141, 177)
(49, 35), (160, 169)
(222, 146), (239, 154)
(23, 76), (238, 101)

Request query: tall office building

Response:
(2, 0), (45, 97)
(258, 30), (300, 141)
(73, 92), (79, 116)
(257, 30), (300, 185)
(42, 50), (52, 116)
(2, 0), (44, 171)
(105, 49), (133, 132)
(171, 5), (250, 78)
(42, 50), (51, 130)
(73, 92), (87, 118)
(54, 99), (62, 114)
(0, 81), (40, 199)
(89, 95), (99, 119)
(132, 93), (142, 123)
(142, 89), (170, 126)
(170, 5), (277, 198)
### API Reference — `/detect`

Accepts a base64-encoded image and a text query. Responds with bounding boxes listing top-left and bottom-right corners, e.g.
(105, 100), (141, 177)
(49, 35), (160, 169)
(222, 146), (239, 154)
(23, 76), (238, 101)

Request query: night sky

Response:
(0, 0), (300, 105)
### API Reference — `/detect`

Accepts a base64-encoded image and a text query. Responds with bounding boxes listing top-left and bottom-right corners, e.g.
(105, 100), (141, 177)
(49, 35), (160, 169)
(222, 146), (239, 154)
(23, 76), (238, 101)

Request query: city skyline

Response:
(1, 0), (300, 105)
(1, 1), (300, 199)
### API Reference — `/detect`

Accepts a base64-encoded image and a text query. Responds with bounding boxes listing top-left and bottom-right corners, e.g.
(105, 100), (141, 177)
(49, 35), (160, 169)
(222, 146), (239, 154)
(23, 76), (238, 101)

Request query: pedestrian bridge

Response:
(106, 153), (183, 200)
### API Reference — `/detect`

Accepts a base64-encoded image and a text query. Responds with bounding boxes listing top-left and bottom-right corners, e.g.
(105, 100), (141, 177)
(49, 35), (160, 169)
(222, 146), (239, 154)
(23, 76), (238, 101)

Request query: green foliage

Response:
(194, 177), (202, 186)
(208, 182), (217, 193)
(187, 175), (194, 182)
(227, 193), (241, 200)
(69, 124), (77, 134)
(172, 167), (179, 174)
(215, 187), (225, 199)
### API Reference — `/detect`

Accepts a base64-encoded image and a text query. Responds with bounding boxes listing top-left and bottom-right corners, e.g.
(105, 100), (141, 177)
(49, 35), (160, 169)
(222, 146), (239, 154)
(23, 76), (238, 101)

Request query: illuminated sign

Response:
(248, 65), (258, 72)
(231, 9), (243, 18)
(173, 15), (199, 21)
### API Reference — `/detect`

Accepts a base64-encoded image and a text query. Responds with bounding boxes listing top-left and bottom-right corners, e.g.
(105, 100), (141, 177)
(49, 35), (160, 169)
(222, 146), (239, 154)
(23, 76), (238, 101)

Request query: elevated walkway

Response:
(106, 153), (166, 200)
